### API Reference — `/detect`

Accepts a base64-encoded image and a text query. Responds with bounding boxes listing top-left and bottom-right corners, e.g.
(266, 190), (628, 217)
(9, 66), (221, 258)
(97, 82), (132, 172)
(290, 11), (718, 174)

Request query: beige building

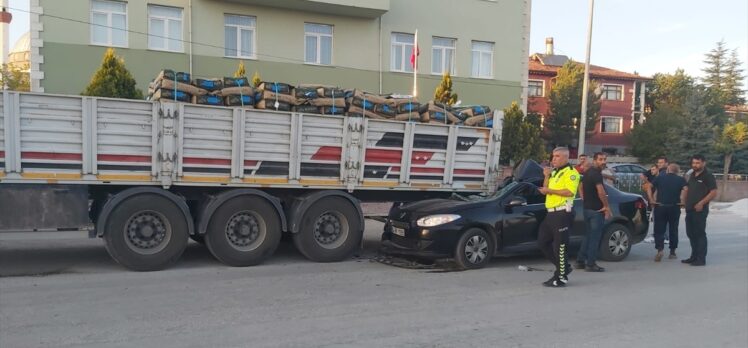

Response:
(31, 0), (531, 109)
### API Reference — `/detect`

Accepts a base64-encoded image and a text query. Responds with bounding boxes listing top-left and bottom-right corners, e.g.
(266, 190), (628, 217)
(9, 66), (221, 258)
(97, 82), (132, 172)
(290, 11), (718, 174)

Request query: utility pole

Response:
(578, 0), (595, 155)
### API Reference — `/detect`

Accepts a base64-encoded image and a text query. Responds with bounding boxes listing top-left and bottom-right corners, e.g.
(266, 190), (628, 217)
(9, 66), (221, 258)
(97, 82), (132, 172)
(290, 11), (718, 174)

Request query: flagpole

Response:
(413, 29), (418, 98)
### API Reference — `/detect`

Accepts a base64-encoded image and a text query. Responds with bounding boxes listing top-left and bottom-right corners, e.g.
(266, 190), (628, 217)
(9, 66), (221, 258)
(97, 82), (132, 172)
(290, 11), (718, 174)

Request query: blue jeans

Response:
(577, 209), (604, 265)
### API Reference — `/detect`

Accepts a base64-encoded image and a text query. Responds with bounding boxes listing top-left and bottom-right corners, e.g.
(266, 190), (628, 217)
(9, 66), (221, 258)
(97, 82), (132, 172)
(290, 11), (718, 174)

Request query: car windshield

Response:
(489, 181), (519, 199)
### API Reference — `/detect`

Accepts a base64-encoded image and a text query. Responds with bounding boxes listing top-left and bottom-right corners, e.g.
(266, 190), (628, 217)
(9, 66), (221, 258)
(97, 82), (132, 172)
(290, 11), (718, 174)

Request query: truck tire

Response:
(454, 228), (494, 270)
(204, 195), (282, 267)
(102, 193), (189, 271)
(292, 196), (362, 262)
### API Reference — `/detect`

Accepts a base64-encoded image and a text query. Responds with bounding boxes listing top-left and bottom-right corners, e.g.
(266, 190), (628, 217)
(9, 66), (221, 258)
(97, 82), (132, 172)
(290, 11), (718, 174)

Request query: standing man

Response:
(537, 147), (580, 287)
(576, 152), (612, 272)
(575, 154), (588, 174)
(683, 155), (717, 266)
(647, 163), (688, 261)
(642, 156), (668, 183)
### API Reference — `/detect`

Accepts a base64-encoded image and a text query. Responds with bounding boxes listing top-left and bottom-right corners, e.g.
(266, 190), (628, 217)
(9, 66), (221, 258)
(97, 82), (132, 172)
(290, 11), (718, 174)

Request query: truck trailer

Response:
(0, 91), (503, 271)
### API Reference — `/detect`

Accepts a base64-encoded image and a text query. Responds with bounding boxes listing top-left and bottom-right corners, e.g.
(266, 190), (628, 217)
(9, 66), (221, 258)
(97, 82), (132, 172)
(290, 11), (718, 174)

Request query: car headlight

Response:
(416, 214), (461, 227)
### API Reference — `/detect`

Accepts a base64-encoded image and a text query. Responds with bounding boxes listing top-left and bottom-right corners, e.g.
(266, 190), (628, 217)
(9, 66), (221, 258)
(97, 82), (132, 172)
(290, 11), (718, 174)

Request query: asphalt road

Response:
(1, 207), (747, 348)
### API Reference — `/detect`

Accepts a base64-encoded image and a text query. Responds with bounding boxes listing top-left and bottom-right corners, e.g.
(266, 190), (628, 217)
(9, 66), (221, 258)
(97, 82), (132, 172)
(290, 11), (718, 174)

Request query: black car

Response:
(380, 160), (649, 269)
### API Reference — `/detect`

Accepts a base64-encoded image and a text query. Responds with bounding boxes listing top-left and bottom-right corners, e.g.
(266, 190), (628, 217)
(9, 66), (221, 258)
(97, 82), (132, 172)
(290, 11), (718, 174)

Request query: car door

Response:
(499, 183), (547, 248)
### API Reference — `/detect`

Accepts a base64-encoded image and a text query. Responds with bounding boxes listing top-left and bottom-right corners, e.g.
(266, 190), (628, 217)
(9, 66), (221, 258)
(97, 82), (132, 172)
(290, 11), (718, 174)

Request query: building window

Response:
(601, 84), (623, 101)
(528, 80), (545, 97)
(471, 41), (493, 78)
(600, 116), (623, 134)
(90, 0), (127, 47)
(148, 5), (183, 52)
(305, 23), (333, 65)
(225, 14), (256, 58)
(391, 32), (414, 73)
(432, 37), (456, 75)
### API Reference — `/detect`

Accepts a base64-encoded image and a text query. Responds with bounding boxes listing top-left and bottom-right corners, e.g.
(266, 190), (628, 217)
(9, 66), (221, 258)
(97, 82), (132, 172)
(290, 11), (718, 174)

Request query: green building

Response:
(30, 0), (530, 110)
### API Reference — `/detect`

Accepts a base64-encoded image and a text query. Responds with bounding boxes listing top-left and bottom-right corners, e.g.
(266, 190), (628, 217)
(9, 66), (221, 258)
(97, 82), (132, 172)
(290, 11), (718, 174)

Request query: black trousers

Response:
(538, 211), (573, 279)
(653, 205), (680, 251)
(685, 208), (709, 261)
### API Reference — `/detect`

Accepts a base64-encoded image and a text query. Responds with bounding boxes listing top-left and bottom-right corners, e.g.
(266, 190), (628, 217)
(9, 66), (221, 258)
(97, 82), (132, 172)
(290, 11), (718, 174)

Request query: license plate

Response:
(392, 227), (405, 237)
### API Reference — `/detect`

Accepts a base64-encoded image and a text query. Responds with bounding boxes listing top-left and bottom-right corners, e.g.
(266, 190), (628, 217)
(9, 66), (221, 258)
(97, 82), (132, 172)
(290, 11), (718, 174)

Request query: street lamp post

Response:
(578, 0), (595, 156)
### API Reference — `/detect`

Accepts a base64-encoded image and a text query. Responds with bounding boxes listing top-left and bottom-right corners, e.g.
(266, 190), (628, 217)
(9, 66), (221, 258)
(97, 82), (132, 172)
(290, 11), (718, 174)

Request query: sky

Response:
(530, 0), (748, 79)
(5, 0), (748, 81)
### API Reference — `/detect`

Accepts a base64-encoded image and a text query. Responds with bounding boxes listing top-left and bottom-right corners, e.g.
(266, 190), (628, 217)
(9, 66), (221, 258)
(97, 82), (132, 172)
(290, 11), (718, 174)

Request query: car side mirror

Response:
(507, 196), (528, 208)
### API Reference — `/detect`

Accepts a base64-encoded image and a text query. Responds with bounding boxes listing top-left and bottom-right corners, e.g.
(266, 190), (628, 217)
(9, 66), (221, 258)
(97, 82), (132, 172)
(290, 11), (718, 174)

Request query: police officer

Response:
(538, 147), (580, 287)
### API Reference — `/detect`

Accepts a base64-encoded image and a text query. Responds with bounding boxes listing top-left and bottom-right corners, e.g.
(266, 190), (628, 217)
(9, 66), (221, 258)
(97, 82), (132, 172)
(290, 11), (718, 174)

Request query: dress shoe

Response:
(681, 257), (695, 264)
(586, 264), (605, 272)
(690, 260), (706, 266)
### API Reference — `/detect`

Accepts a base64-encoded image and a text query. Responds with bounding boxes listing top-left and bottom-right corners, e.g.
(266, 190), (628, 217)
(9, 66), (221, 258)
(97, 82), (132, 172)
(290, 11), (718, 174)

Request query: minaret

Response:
(0, 0), (11, 66)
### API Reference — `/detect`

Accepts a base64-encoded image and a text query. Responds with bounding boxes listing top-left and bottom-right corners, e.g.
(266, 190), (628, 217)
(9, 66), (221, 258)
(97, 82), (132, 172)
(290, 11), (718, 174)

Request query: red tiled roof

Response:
(529, 58), (650, 81)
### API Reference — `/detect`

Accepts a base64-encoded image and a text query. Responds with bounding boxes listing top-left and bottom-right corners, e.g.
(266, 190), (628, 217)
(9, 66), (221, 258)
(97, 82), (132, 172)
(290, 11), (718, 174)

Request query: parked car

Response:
(380, 160), (650, 269)
(608, 163), (649, 193)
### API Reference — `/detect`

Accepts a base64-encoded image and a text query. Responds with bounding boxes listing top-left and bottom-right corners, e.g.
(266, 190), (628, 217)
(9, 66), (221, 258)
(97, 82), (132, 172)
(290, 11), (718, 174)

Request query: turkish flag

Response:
(410, 44), (420, 68)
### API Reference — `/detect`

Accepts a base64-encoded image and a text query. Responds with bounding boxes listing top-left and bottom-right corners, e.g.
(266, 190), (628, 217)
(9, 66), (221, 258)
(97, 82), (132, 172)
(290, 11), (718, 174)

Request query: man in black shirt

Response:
(576, 152), (612, 272)
(682, 155), (718, 266)
(642, 156), (668, 183)
(647, 164), (687, 261)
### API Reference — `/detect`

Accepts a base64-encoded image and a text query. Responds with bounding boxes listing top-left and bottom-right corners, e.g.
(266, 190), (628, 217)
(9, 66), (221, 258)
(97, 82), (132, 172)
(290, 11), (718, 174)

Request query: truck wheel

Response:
(454, 228), (494, 270)
(292, 196), (362, 262)
(205, 195), (282, 267)
(598, 223), (632, 262)
(103, 193), (189, 271)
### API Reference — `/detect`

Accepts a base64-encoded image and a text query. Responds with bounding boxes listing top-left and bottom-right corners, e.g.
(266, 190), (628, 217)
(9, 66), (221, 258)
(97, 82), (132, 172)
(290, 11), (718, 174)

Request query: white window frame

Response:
(304, 23), (333, 66)
(391, 32), (414, 73)
(148, 5), (184, 53)
(90, 0), (128, 48)
(471, 41), (494, 79)
(224, 14), (257, 59)
(528, 79), (545, 97)
(601, 83), (624, 101)
(600, 116), (624, 134)
(432, 36), (457, 76)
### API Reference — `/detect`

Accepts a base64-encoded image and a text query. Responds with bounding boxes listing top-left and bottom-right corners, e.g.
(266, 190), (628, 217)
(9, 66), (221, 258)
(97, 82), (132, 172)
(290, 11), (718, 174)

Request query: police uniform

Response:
(538, 164), (580, 285)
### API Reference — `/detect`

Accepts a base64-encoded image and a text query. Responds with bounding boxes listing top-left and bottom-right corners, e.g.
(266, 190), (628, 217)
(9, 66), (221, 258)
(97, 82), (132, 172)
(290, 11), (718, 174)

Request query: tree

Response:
(545, 60), (601, 147)
(251, 70), (262, 88)
(234, 60), (246, 78)
(0, 63), (30, 91)
(666, 88), (720, 166)
(723, 49), (746, 106)
(645, 69), (696, 113)
(499, 102), (546, 165)
(628, 104), (683, 163)
(702, 40), (745, 108)
(434, 72), (458, 106)
(82, 48), (143, 99)
(714, 122), (748, 200)
(702, 40), (728, 94)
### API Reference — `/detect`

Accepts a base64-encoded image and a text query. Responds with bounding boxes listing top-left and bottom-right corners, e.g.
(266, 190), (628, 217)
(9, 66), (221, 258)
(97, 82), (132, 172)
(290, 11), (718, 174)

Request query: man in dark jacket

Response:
(682, 155), (717, 266)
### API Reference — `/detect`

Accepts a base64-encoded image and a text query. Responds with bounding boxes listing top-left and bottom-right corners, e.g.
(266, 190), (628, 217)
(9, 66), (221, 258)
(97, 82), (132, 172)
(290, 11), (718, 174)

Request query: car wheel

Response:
(599, 223), (632, 262)
(454, 228), (494, 270)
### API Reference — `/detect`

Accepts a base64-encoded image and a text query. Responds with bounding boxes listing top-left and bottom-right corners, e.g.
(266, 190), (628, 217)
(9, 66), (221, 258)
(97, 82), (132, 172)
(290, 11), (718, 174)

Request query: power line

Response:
(9, 5), (524, 89)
